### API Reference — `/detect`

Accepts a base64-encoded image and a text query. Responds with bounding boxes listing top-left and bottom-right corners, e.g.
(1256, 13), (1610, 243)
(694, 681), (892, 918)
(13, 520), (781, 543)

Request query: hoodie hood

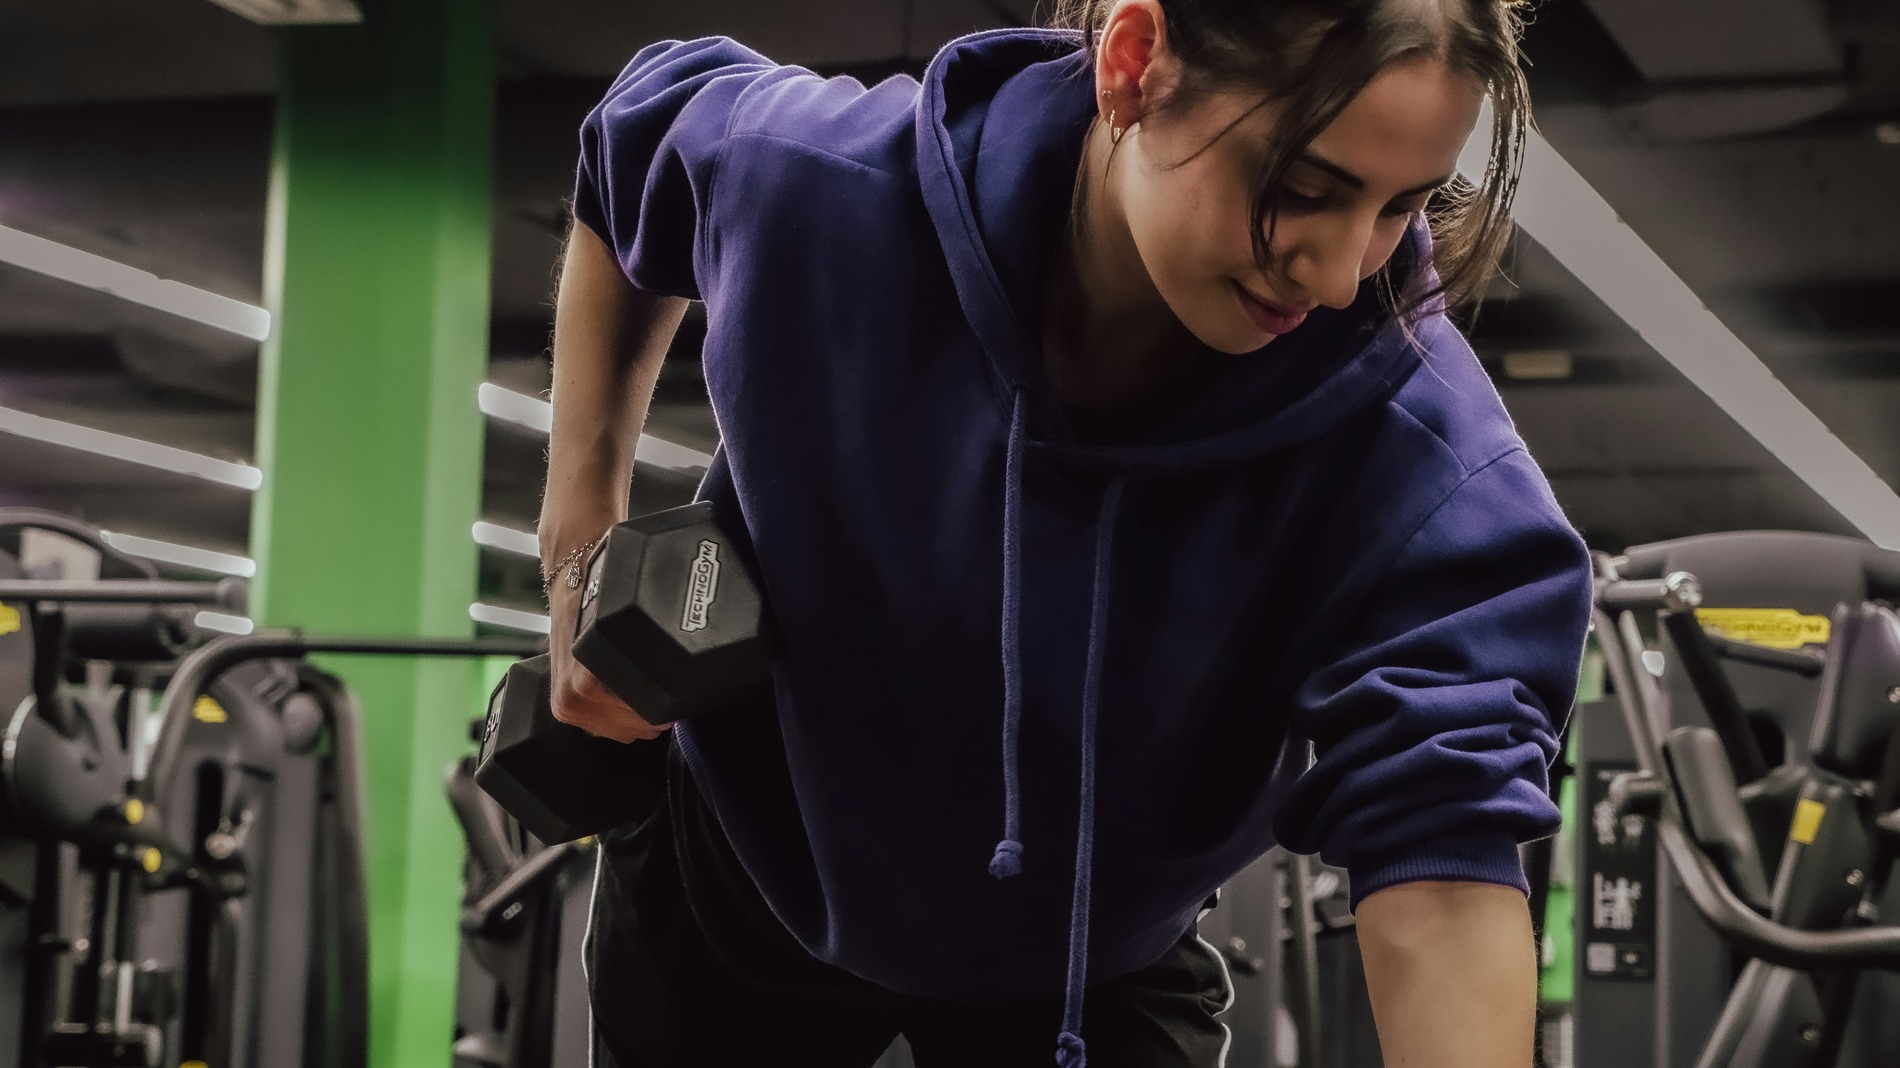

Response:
(916, 28), (1429, 478)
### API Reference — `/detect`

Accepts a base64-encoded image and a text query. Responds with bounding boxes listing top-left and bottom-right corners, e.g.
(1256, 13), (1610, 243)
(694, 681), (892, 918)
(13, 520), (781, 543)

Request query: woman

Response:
(542, 1), (1592, 1065)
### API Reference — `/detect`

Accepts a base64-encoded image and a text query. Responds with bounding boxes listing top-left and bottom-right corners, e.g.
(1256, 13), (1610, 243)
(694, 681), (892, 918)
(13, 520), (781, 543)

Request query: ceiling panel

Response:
(0, 0), (273, 107)
(0, 0), (1892, 604)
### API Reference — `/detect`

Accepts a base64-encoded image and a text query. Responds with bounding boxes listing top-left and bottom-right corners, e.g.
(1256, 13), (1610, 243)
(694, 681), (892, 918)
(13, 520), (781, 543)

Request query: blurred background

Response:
(3, 4), (1900, 1068)
(1, 0), (1896, 633)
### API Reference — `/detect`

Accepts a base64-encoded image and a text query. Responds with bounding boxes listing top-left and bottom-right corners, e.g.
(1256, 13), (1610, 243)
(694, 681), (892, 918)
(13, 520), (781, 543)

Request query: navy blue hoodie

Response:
(574, 27), (1592, 1058)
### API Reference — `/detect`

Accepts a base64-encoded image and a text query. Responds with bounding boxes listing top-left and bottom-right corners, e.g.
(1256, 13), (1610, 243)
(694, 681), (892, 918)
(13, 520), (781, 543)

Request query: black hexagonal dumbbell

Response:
(573, 501), (774, 725)
(474, 502), (774, 844)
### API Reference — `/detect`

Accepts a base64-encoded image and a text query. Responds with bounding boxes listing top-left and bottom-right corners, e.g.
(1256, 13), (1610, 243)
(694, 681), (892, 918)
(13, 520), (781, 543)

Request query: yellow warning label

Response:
(142, 848), (162, 874)
(193, 696), (228, 724)
(1696, 608), (1831, 650)
(1789, 799), (1827, 845)
(0, 603), (19, 637)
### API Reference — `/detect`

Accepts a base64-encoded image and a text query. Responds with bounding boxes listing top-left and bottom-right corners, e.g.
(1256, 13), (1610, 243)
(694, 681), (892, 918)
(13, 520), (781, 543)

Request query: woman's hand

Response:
(545, 556), (669, 743)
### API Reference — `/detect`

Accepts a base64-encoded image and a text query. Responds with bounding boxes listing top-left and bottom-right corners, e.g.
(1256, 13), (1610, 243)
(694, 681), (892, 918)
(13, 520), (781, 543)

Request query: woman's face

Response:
(1114, 58), (1483, 355)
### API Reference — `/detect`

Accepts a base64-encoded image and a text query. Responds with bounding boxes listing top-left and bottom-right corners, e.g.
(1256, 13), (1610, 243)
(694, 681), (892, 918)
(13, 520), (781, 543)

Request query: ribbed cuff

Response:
(1346, 829), (1529, 910)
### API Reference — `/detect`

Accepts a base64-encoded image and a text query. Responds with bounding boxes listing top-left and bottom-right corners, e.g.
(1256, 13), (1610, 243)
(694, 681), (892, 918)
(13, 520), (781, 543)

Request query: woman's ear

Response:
(1096, 0), (1174, 124)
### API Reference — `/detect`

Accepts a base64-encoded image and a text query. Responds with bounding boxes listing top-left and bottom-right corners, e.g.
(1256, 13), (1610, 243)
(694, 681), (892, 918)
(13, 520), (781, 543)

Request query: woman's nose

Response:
(1282, 217), (1375, 311)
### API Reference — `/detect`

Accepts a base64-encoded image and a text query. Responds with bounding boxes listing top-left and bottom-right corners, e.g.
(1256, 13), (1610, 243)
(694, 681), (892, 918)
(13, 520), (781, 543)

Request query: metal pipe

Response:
(1594, 608), (1662, 775)
(1620, 610), (1672, 759)
(1657, 821), (1900, 970)
(1598, 572), (1703, 613)
(143, 631), (542, 803)
(1285, 851), (1323, 1068)
(1660, 611), (1769, 783)
(0, 578), (241, 606)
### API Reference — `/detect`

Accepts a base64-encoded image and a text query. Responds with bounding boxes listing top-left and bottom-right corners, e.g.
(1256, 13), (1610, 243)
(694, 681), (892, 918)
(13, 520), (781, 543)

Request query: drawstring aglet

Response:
(989, 838), (1024, 879)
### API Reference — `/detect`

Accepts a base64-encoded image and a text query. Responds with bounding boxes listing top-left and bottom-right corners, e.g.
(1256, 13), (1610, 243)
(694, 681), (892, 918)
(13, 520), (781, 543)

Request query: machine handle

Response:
(1706, 633), (1827, 678)
(1663, 727), (1773, 913)
(1596, 571), (1703, 612)
(460, 839), (593, 937)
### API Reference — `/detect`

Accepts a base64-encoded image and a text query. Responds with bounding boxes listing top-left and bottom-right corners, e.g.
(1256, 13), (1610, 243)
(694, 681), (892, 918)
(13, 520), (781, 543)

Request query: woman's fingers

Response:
(551, 660), (670, 743)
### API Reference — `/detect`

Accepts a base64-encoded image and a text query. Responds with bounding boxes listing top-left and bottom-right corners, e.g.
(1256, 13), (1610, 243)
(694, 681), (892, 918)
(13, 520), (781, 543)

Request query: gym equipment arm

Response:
(1705, 633), (1826, 677)
(141, 632), (543, 804)
(1660, 611), (1771, 784)
(1657, 817), (1900, 970)
(1662, 727), (1773, 913)
(459, 838), (594, 937)
(1596, 571), (1702, 612)
(0, 577), (243, 605)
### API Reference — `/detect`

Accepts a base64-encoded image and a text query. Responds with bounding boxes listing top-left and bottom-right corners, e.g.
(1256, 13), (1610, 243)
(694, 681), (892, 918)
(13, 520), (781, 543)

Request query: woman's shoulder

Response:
(678, 40), (924, 180)
(597, 37), (923, 178)
(1379, 313), (1532, 480)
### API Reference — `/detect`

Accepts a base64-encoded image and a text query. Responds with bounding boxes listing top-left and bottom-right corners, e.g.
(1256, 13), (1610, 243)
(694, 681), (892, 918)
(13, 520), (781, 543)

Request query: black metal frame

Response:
(3, 589), (541, 1067)
(1591, 556), (1900, 1068)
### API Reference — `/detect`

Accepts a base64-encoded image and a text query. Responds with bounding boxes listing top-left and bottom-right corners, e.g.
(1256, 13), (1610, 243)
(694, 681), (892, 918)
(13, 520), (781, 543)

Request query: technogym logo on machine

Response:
(681, 540), (721, 632)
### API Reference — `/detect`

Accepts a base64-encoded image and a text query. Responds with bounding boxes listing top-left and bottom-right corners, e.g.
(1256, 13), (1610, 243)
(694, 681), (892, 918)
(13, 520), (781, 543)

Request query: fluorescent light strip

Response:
(477, 382), (553, 432)
(1460, 112), (1900, 549)
(101, 531), (257, 577)
(478, 384), (714, 472)
(194, 611), (255, 636)
(473, 521), (539, 558)
(0, 404), (263, 489)
(0, 224), (271, 341)
(470, 602), (550, 635)
(0, 384), (699, 495)
(194, 608), (542, 640)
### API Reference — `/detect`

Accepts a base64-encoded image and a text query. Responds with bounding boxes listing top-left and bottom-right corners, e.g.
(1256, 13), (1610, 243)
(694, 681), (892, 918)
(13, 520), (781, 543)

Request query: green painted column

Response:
(254, 1), (496, 1064)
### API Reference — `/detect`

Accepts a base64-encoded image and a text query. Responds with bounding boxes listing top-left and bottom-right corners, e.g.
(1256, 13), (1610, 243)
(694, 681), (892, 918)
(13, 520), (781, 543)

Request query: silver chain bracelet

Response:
(541, 537), (601, 599)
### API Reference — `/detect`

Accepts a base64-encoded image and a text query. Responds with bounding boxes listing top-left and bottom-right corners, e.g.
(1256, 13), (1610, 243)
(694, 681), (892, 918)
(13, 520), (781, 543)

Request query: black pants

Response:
(585, 743), (1235, 1067)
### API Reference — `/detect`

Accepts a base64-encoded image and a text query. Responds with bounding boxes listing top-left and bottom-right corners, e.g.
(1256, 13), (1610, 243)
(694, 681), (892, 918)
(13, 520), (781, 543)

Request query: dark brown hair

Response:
(1051, 0), (1532, 321)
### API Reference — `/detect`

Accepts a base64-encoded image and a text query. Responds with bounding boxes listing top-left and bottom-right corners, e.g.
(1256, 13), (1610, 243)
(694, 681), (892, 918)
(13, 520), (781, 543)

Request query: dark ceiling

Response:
(1, 0), (1897, 624)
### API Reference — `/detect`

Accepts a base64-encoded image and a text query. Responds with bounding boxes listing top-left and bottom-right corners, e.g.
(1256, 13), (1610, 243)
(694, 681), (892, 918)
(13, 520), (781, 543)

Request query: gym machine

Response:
(447, 753), (598, 1068)
(1583, 532), (1900, 1067)
(0, 506), (543, 1067)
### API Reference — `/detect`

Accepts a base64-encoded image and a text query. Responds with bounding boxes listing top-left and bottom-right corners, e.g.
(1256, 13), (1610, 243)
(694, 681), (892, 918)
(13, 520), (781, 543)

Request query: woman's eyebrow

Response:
(1296, 152), (1453, 198)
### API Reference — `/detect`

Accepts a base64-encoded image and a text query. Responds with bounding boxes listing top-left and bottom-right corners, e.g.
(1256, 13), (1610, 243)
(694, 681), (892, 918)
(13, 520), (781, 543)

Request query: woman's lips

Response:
(1234, 282), (1308, 336)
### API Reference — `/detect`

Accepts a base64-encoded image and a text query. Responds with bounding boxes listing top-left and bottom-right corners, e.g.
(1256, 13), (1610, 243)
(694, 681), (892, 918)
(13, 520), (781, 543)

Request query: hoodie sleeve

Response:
(1270, 448), (1593, 908)
(572, 38), (777, 300)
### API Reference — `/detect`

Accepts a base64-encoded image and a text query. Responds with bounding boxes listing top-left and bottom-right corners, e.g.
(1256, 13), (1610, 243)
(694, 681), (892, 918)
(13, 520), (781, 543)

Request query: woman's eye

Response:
(1279, 189), (1328, 211)
(1379, 203), (1421, 219)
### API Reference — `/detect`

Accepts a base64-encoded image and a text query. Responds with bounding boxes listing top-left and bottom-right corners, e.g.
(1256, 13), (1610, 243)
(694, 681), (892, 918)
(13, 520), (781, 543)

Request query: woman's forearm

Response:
(539, 220), (689, 569)
(1354, 880), (1538, 1068)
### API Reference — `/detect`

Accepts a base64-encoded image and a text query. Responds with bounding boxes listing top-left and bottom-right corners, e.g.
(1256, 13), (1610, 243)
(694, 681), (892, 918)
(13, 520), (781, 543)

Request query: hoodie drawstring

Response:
(991, 389), (1030, 881)
(1057, 476), (1124, 1068)
(988, 385), (1126, 1068)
